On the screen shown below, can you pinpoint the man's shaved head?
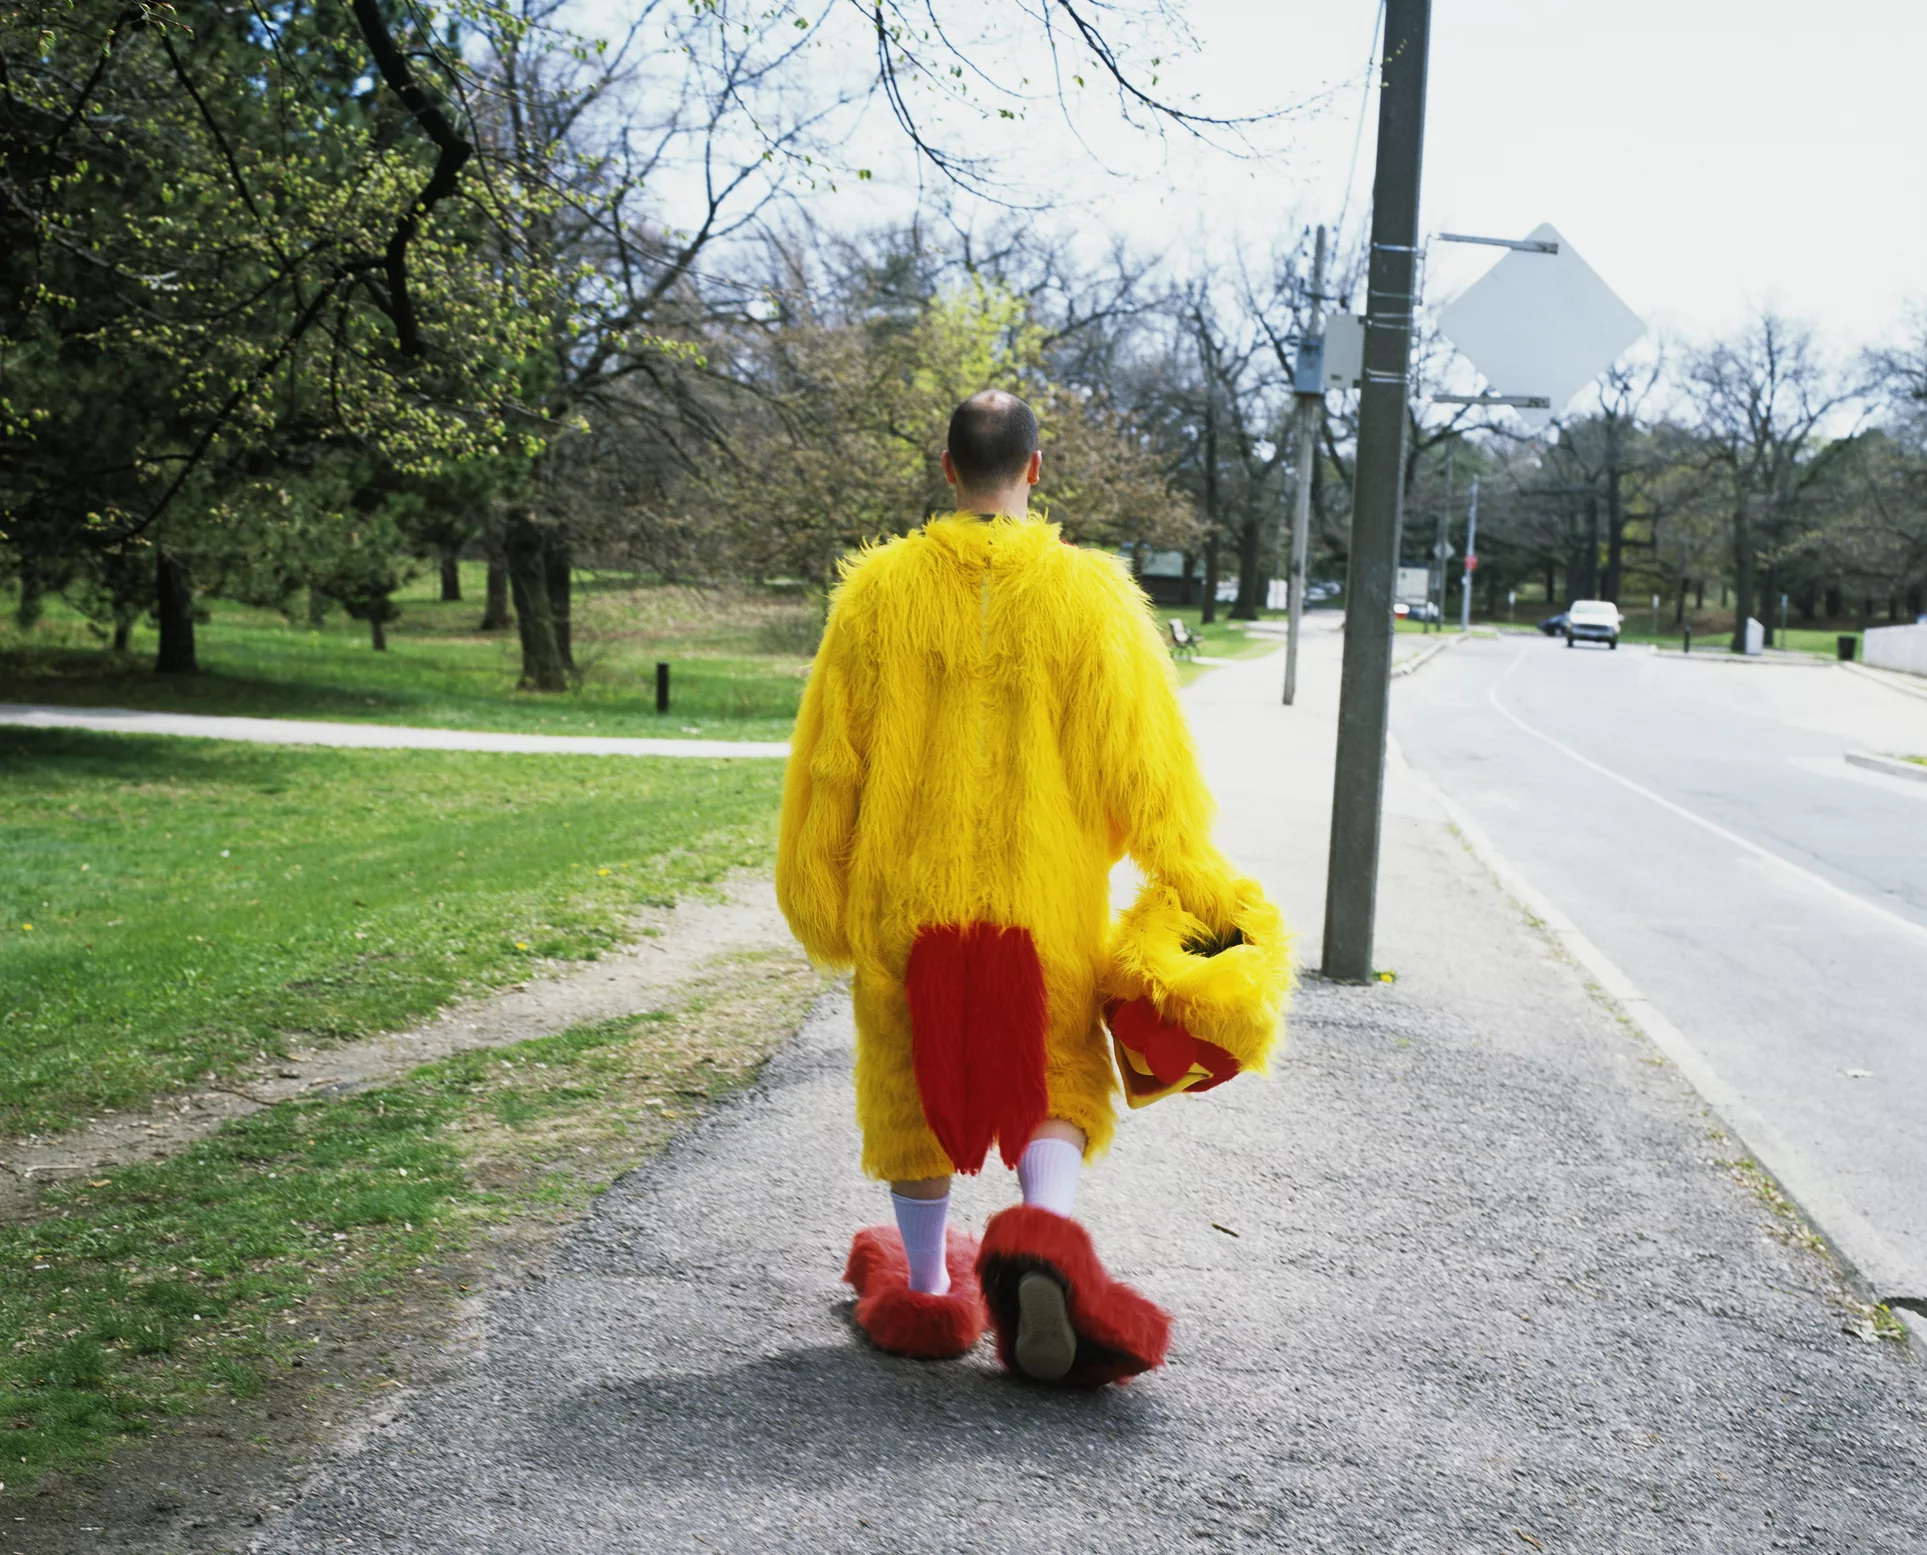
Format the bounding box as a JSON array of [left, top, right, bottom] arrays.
[[945, 391, 1039, 488]]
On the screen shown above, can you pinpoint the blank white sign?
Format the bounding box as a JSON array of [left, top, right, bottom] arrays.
[[1436, 224, 1645, 429]]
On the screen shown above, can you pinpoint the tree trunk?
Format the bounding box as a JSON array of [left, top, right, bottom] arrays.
[[1674, 586, 1685, 626], [1180, 551, 1196, 605], [308, 586, 329, 628], [1730, 500, 1755, 653], [14, 560, 43, 631], [111, 607, 135, 654], [1545, 561, 1557, 606], [544, 540, 574, 670], [1696, 579, 1705, 610], [1583, 492, 1602, 599], [154, 550, 198, 674], [479, 546, 513, 631], [504, 510, 568, 691], [1231, 511, 1263, 620], [439, 549, 462, 603], [370, 613, 388, 651], [1200, 401, 1220, 626], [1603, 461, 1625, 603], [1761, 564, 1777, 648]]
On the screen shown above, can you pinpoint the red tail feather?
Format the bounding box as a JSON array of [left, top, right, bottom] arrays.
[[905, 922, 1049, 1173]]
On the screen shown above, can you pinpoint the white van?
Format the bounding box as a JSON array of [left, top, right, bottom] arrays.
[[1565, 599, 1622, 649]]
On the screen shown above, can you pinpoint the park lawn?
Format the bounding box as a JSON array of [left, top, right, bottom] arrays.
[[0, 727, 785, 1136], [0, 565, 811, 743], [0, 949, 829, 1493]]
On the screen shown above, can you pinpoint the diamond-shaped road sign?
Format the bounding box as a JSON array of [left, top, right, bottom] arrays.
[[1436, 223, 1644, 430]]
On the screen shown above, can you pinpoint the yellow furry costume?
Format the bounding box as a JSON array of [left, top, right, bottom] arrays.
[[777, 512, 1289, 1182]]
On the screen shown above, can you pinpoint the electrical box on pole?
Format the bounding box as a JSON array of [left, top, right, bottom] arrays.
[[1321, 0, 1431, 984]]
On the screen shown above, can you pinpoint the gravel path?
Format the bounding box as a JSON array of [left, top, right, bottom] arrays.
[[0, 703, 789, 758], [248, 638, 1927, 1553]]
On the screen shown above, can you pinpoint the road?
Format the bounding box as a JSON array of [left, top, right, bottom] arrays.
[[1394, 633, 1927, 1305]]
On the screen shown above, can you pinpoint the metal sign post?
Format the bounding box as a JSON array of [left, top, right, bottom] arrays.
[[1321, 0, 1431, 985]]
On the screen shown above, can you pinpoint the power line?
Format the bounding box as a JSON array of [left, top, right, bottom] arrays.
[[1331, 0, 1386, 267]]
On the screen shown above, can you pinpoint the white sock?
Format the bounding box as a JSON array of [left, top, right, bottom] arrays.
[[891, 1192, 951, 1295], [1018, 1137, 1082, 1217]]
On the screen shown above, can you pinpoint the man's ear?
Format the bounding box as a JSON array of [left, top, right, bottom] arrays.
[[940, 449, 959, 485], [1025, 450, 1042, 486]]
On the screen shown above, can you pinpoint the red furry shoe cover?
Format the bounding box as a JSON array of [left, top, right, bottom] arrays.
[[976, 1205, 1173, 1387], [842, 1226, 986, 1359]]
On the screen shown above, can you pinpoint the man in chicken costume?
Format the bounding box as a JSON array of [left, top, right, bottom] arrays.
[[778, 390, 1289, 1387]]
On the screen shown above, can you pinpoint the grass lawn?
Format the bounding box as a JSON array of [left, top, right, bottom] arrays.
[[0, 565, 813, 743], [1617, 624, 1859, 658], [1, 949, 827, 1493], [0, 728, 785, 1136]]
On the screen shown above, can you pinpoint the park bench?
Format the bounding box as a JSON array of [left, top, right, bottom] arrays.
[[1168, 618, 1199, 659]]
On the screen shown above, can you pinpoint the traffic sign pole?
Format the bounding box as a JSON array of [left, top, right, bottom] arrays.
[[1321, 0, 1431, 985], [1459, 476, 1479, 632]]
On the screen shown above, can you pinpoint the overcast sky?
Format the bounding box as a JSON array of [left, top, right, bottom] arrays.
[[1155, 0, 1927, 355]]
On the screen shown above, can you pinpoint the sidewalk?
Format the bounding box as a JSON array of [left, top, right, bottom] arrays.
[[256, 626, 1927, 1552], [0, 703, 790, 758]]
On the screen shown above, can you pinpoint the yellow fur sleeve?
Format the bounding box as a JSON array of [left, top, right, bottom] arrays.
[[775, 585, 866, 967], [1070, 555, 1242, 927], [1069, 554, 1293, 1071]]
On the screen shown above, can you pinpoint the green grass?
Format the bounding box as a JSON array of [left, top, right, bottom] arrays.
[[1619, 624, 1861, 658], [0, 728, 784, 1136], [0, 565, 812, 742], [0, 950, 827, 1491]]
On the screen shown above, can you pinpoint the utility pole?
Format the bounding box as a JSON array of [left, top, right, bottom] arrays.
[[1321, 0, 1431, 984], [1431, 441, 1454, 633], [1283, 225, 1327, 706], [1459, 476, 1479, 632]]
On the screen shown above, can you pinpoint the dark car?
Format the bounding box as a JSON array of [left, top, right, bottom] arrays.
[[1538, 611, 1568, 637]]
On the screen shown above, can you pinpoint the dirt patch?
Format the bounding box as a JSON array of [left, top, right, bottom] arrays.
[[0, 877, 795, 1222]]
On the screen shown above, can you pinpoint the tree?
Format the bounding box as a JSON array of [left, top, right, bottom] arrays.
[[2, 0, 549, 672], [1688, 315, 1860, 650]]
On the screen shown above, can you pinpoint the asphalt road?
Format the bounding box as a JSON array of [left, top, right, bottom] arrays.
[[1394, 634, 1927, 1305]]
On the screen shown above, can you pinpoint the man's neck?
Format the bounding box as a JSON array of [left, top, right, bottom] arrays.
[[949, 488, 1030, 519]]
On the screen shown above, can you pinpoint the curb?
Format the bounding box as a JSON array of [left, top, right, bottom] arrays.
[[1845, 751, 1927, 786], [1840, 660, 1927, 703], [1391, 635, 1461, 679], [1393, 750, 1927, 1341]]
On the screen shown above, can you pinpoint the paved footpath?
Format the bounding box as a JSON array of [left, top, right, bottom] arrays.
[[0, 703, 789, 759], [257, 630, 1927, 1553]]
